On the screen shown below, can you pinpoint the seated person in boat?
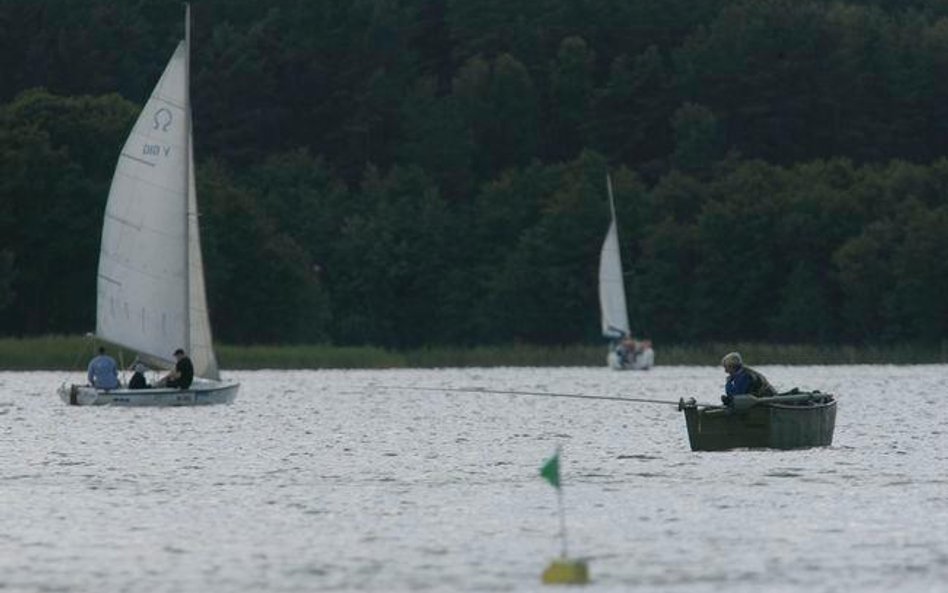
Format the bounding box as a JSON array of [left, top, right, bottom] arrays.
[[721, 352, 776, 399], [619, 336, 654, 365], [157, 348, 194, 389], [87, 346, 120, 390], [128, 362, 149, 390], [617, 336, 636, 364]]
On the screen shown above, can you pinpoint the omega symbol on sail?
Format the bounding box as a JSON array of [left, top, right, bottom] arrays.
[[153, 108, 173, 132]]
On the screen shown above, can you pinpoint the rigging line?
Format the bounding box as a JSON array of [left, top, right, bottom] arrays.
[[377, 385, 708, 407]]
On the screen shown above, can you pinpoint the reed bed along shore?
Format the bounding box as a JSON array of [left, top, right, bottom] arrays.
[[1, 335, 946, 371]]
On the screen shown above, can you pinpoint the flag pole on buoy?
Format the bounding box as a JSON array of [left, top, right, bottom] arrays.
[[540, 446, 589, 585]]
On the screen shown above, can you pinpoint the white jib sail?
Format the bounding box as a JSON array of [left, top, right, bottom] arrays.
[[186, 124, 220, 380]]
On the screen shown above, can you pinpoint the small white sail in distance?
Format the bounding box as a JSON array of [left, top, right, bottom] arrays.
[[598, 173, 630, 339]]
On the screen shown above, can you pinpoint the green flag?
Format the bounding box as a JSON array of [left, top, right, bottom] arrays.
[[540, 451, 560, 489]]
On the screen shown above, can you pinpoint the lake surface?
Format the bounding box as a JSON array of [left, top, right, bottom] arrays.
[[2, 365, 947, 592]]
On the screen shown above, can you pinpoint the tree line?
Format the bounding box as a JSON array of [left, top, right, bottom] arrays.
[[1, 0, 947, 347]]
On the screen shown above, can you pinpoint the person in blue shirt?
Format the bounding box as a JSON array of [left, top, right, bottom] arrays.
[[87, 346, 120, 390], [722, 352, 776, 400]]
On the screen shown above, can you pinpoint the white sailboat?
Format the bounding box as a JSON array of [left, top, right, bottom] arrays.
[[599, 173, 654, 371], [59, 6, 238, 406]]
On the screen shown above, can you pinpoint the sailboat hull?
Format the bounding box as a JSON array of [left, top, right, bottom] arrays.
[[59, 379, 238, 407]]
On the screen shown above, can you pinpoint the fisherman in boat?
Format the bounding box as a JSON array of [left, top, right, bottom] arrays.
[[721, 351, 776, 402], [157, 348, 194, 389], [87, 346, 120, 390], [128, 362, 149, 390]]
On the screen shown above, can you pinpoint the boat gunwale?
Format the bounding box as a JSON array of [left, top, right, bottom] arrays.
[[683, 393, 837, 412], [751, 397, 836, 411]]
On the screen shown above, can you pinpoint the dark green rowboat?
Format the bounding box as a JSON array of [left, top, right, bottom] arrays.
[[678, 392, 837, 451]]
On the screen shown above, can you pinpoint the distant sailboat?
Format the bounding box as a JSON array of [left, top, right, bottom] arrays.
[[59, 5, 238, 406], [599, 174, 654, 370]]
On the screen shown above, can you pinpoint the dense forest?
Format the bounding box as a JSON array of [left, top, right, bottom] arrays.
[[2, 0, 948, 348]]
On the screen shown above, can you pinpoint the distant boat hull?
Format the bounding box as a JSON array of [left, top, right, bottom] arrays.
[[607, 347, 655, 370], [680, 393, 836, 451], [58, 379, 238, 407]]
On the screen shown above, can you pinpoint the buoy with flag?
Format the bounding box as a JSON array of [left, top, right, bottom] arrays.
[[539, 447, 590, 585]]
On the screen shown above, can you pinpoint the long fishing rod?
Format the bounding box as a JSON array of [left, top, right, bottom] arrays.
[[378, 385, 717, 407]]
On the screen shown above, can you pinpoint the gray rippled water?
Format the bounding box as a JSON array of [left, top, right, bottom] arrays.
[[1, 365, 947, 592]]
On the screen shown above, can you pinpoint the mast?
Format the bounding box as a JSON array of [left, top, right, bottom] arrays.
[[182, 3, 192, 351], [606, 173, 618, 236]]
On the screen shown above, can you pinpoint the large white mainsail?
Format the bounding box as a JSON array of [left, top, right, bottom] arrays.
[[598, 174, 630, 339], [97, 41, 190, 369]]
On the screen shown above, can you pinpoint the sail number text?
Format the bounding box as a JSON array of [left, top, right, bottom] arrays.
[[142, 144, 172, 157]]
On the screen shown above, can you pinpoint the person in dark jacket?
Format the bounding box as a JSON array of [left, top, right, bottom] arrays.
[[722, 352, 776, 400], [159, 348, 194, 389], [129, 362, 148, 389]]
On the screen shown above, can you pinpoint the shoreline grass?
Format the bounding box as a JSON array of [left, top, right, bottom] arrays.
[[1, 335, 946, 371]]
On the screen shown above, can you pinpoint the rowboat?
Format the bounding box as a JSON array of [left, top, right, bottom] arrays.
[[678, 392, 837, 451]]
